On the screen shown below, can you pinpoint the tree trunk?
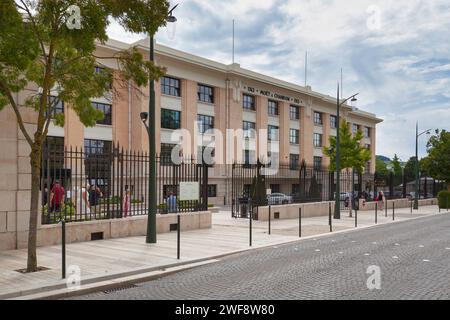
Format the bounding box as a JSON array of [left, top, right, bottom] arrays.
[[27, 144, 41, 273]]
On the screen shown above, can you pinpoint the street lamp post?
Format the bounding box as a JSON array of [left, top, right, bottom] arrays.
[[140, 5, 178, 244], [414, 123, 432, 210], [335, 83, 359, 219]]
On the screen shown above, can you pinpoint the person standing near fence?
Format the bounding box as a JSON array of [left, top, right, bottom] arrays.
[[89, 184, 103, 215], [167, 191, 178, 213], [122, 185, 131, 218], [50, 180, 65, 214], [376, 191, 385, 211]]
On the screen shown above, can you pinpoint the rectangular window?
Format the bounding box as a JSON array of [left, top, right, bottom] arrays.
[[198, 146, 215, 166], [290, 129, 300, 145], [208, 185, 217, 197], [94, 66, 112, 89], [364, 127, 371, 138], [270, 184, 281, 194], [330, 115, 337, 129], [290, 105, 300, 120], [313, 133, 323, 148], [244, 150, 256, 166], [314, 112, 323, 125], [352, 124, 360, 134], [268, 125, 279, 141], [243, 94, 256, 111], [313, 156, 323, 170], [267, 152, 279, 166], [84, 139, 112, 155], [160, 143, 177, 165], [268, 100, 279, 116], [161, 76, 181, 97], [45, 96, 64, 119], [161, 109, 181, 129], [243, 121, 256, 139], [198, 84, 214, 103], [289, 154, 300, 170], [92, 102, 112, 125], [197, 114, 214, 134]]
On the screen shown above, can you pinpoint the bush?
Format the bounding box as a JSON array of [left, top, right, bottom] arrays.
[[438, 190, 450, 209]]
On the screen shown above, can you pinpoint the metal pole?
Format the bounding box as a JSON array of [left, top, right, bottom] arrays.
[[249, 208, 253, 247], [414, 122, 419, 210], [177, 214, 180, 260], [268, 205, 271, 235], [385, 200, 388, 217], [299, 207, 302, 238], [393, 202, 395, 221], [335, 84, 341, 219], [146, 34, 157, 244], [355, 207, 358, 228], [375, 202, 378, 224], [329, 202, 332, 232], [61, 220, 66, 279]]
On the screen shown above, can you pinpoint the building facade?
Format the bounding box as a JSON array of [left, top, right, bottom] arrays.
[[0, 38, 382, 250]]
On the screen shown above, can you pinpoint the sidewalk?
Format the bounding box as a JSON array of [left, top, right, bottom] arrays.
[[0, 205, 444, 299]]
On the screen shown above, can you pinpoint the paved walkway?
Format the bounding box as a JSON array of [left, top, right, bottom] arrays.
[[0, 205, 444, 299]]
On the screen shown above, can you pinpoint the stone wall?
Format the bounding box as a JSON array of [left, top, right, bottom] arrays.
[[0, 211, 211, 251], [256, 201, 335, 221]]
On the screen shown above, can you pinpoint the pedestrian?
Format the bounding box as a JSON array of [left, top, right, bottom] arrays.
[[166, 191, 178, 213], [376, 191, 385, 211], [89, 184, 103, 216], [50, 180, 65, 214], [122, 185, 131, 218]]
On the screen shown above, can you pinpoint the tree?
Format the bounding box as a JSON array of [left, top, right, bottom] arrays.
[[323, 120, 372, 173], [424, 130, 450, 189], [391, 154, 402, 175], [0, 0, 170, 272], [376, 157, 389, 175]]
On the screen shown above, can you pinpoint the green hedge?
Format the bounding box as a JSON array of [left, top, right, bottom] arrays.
[[438, 190, 450, 209]]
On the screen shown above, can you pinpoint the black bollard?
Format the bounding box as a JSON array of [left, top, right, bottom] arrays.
[[177, 215, 181, 260], [393, 202, 395, 221], [355, 208, 358, 228], [329, 202, 332, 233], [299, 207, 302, 238], [269, 205, 271, 235], [385, 201, 388, 218], [375, 202, 378, 224], [61, 219, 66, 279]]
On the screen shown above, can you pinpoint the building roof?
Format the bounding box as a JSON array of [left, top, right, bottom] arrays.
[[97, 38, 383, 124]]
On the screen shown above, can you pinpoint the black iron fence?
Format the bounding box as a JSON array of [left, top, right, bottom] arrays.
[[373, 170, 446, 200], [231, 161, 374, 218], [41, 142, 208, 225], [231, 160, 446, 218]]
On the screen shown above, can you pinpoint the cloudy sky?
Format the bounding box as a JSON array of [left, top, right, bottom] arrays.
[[107, 0, 450, 161]]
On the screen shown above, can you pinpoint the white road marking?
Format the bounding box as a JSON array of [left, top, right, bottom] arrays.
[[395, 243, 400, 246], [446, 248, 450, 250], [351, 241, 356, 243], [364, 253, 371, 256], [423, 259, 430, 262], [315, 249, 321, 252], [419, 245, 425, 248], [372, 242, 377, 245], [339, 252, 344, 254], [393, 256, 399, 259]]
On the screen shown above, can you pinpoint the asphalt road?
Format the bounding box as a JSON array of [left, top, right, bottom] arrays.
[[72, 213, 450, 300]]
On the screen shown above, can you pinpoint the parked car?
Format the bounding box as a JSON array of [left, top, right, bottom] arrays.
[[267, 193, 293, 205]]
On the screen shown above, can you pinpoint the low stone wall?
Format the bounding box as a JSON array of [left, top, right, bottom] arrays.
[[358, 198, 438, 211], [0, 211, 211, 251], [257, 201, 335, 221]]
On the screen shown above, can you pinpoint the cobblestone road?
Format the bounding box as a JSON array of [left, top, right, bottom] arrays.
[[73, 213, 450, 300]]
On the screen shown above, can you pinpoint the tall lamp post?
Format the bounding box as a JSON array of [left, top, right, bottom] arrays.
[[335, 84, 359, 219], [414, 123, 432, 210], [140, 5, 178, 244]]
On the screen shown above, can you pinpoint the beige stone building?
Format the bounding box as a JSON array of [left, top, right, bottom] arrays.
[[0, 38, 382, 250]]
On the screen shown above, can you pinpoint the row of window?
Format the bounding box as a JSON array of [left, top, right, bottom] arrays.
[[161, 76, 215, 104], [46, 96, 112, 126], [314, 111, 371, 138]]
